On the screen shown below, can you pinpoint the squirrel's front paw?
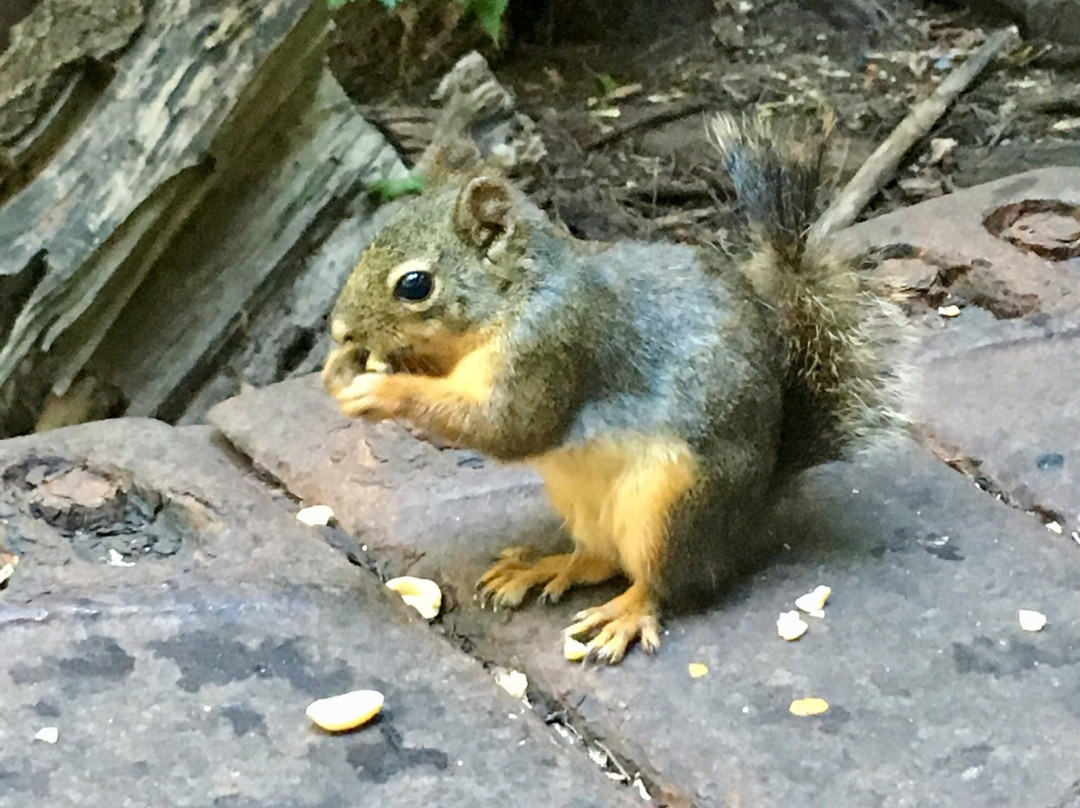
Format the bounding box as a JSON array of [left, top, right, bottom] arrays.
[[321, 344, 364, 399], [334, 372, 401, 421]]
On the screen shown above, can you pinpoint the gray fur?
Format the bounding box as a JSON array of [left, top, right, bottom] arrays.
[[328, 116, 897, 608]]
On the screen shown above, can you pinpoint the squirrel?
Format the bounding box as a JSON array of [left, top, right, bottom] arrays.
[[321, 111, 901, 664]]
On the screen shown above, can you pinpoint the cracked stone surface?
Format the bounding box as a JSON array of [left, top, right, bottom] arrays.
[[834, 167, 1080, 538], [210, 375, 1080, 808], [914, 327, 1080, 534], [839, 167, 1080, 320], [0, 421, 638, 808]]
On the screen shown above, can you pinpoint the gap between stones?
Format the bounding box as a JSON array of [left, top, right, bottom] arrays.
[[217, 436, 690, 808], [919, 433, 1079, 545], [223, 419, 1076, 806]]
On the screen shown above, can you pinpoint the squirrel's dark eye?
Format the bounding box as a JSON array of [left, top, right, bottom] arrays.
[[393, 270, 434, 302]]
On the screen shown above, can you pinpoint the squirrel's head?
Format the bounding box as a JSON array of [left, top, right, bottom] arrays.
[[327, 174, 536, 378]]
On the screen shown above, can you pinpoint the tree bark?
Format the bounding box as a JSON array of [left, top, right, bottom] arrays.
[[0, 0, 407, 436]]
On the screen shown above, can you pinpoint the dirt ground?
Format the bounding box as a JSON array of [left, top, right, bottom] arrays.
[[330, 0, 1080, 245]]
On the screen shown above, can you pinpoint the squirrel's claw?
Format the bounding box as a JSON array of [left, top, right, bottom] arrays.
[[475, 548, 576, 610], [536, 584, 566, 605], [475, 554, 538, 610], [565, 586, 661, 665]]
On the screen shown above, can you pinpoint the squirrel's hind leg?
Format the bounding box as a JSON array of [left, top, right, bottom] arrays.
[[546, 436, 700, 664]]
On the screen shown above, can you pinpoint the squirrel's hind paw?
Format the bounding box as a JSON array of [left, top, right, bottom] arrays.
[[476, 548, 561, 609], [565, 584, 661, 665], [476, 549, 620, 610]]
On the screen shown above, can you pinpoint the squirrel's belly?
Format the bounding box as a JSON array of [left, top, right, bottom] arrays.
[[528, 435, 699, 563]]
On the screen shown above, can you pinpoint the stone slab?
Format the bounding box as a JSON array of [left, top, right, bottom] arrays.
[[208, 375, 559, 586], [210, 375, 1080, 807], [914, 327, 1080, 533], [834, 166, 1080, 537], [839, 167, 1080, 320], [487, 447, 1080, 808], [0, 419, 358, 597], [0, 420, 638, 808]]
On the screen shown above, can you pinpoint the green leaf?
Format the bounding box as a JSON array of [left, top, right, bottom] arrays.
[[460, 0, 509, 43], [365, 172, 426, 204], [595, 73, 619, 97]]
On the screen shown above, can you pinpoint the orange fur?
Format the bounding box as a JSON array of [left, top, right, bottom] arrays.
[[477, 549, 618, 607], [333, 330, 502, 440], [480, 434, 699, 662], [531, 436, 698, 590], [399, 325, 497, 378]]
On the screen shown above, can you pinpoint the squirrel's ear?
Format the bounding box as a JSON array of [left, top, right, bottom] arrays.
[[453, 176, 516, 249], [422, 140, 484, 185]]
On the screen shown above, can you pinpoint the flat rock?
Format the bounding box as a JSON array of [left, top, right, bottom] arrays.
[[487, 448, 1080, 807], [835, 168, 1080, 536], [209, 375, 557, 585], [0, 420, 638, 808], [210, 375, 1080, 807], [0, 419, 356, 595], [839, 167, 1080, 321], [915, 327, 1080, 533]]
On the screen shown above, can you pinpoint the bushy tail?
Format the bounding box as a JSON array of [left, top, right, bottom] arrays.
[[710, 111, 904, 469]]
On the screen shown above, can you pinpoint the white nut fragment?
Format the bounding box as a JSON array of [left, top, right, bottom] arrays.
[[34, 727, 59, 744], [306, 690, 384, 732], [364, 352, 391, 374], [795, 585, 832, 618], [330, 318, 350, 344], [385, 576, 442, 620], [494, 668, 528, 699], [0, 555, 18, 586], [777, 610, 809, 641], [937, 304, 962, 318], [1018, 609, 1047, 632], [563, 636, 588, 662], [107, 548, 135, 567], [296, 505, 334, 527]]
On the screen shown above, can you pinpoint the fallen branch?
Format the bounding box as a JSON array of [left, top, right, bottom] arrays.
[[626, 179, 714, 205], [585, 99, 708, 150], [812, 25, 1020, 239]]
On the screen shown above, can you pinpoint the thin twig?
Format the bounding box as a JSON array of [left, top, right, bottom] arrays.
[[585, 99, 708, 150], [812, 25, 1020, 239]]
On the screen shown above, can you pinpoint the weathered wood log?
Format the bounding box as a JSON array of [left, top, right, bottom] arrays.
[[82, 69, 405, 424], [0, 0, 143, 177], [177, 196, 406, 425], [0, 0, 407, 436]]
